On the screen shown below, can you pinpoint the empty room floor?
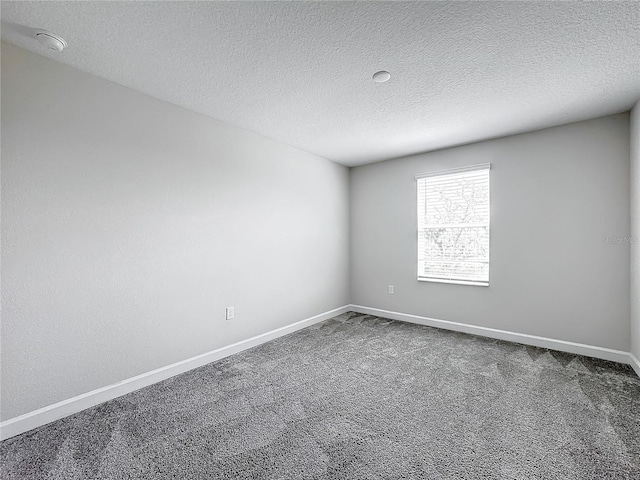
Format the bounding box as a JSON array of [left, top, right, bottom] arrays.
[[1, 312, 639, 479]]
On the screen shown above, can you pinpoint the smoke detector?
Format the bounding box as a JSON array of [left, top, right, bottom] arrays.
[[372, 71, 391, 83], [36, 32, 67, 52]]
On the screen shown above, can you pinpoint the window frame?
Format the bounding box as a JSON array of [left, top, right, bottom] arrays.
[[415, 163, 491, 287]]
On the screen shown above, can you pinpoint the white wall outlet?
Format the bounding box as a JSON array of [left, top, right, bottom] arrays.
[[225, 306, 235, 321], [388, 285, 394, 295]]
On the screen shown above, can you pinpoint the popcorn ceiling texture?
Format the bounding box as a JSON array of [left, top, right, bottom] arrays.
[[632, 103, 640, 363], [1, 1, 639, 166], [1, 313, 639, 479]]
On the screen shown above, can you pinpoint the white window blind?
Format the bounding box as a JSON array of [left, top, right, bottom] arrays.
[[416, 164, 490, 286]]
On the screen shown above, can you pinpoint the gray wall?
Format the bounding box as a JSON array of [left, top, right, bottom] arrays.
[[350, 115, 631, 351], [0, 43, 350, 420], [632, 103, 640, 361]]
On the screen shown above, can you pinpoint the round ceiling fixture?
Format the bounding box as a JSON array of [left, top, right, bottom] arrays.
[[36, 32, 67, 52], [372, 71, 391, 83]]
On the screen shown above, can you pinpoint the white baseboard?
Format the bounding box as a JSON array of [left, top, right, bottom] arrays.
[[630, 353, 640, 378], [349, 305, 631, 365], [3, 304, 635, 441], [0, 305, 350, 441]]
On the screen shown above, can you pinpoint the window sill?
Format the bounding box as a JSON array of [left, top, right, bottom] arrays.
[[418, 277, 489, 287]]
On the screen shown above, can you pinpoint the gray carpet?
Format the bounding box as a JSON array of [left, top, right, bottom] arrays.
[[1, 312, 639, 479]]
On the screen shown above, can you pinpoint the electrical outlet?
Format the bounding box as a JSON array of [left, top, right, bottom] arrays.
[[388, 285, 394, 295], [225, 306, 235, 321]]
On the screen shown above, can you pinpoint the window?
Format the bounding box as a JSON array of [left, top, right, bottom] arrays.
[[416, 163, 490, 286]]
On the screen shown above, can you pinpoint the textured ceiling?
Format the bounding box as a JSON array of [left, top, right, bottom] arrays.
[[2, 1, 640, 166]]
